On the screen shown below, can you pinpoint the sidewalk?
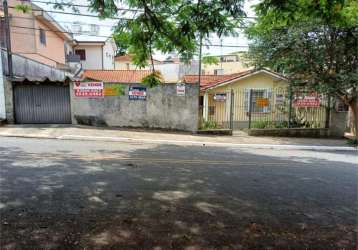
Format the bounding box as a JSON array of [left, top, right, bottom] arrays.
[[0, 124, 355, 150]]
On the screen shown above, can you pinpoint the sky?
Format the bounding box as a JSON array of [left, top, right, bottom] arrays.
[[35, 0, 259, 59]]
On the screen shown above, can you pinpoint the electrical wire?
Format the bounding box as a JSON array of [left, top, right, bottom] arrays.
[[31, 0, 143, 12], [8, 6, 132, 20], [30, 0, 258, 19], [10, 25, 250, 47]]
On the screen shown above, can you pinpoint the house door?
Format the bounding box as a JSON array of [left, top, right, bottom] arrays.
[[14, 83, 71, 124]]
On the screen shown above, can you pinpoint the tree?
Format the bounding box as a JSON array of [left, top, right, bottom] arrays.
[[246, 0, 358, 139], [90, 0, 246, 86], [16, 0, 245, 86], [202, 55, 220, 65]]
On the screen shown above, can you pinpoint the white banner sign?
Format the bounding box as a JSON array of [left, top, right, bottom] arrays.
[[74, 81, 104, 97], [176, 83, 186, 96]]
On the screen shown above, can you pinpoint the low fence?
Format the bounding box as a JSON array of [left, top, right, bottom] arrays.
[[203, 87, 330, 130]]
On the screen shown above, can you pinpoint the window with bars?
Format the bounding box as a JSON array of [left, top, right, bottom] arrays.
[[336, 99, 349, 112], [245, 88, 272, 113], [75, 49, 86, 61], [209, 106, 215, 116]]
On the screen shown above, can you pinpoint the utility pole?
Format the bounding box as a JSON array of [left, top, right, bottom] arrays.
[[198, 34, 203, 90], [3, 0, 13, 78], [198, 33, 203, 126]]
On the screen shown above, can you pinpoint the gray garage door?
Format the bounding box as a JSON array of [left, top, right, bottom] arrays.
[[14, 84, 71, 124]]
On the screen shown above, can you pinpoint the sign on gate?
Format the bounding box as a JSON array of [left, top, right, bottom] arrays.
[[294, 93, 320, 107], [275, 94, 285, 105], [74, 81, 104, 97], [176, 83, 186, 96], [214, 93, 227, 102], [129, 86, 147, 100], [256, 98, 269, 107]]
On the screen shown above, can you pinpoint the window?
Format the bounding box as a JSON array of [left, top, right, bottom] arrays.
[[75, 49, 86, 60], [336, 99, 349, 112], [209, 106, 215, 116], [214, 69, 224, 75], [39, 29, 46, 45], [245, 89, 272, 113]]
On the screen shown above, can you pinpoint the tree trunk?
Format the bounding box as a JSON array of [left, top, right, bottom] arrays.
[[349, 97, 358, 141]]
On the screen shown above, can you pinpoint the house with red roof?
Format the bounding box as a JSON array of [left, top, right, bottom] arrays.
[[184, 69, 288, 129], [81, 69, 152, 83]]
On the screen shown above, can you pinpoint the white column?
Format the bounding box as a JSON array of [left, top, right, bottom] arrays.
[[0, 54, 6, 120], [203, 92, 209, 121]]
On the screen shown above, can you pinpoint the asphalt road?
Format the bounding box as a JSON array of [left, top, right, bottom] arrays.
[[0, 137, 357, 250]]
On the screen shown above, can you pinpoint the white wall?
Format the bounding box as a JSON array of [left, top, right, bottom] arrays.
[[155, 62, 199, 83], [75, 40, 115, 70], [156, 63, 180, 82], [0, 54, 6, 120], [102, 39, 115, 70], [75, 45, 103, 70]]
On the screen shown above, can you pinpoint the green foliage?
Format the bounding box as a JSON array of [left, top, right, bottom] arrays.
[[251, 120, 288, 129], [112, 84, 126, 96], [347, 138, 358, 146], [14, 4, 32, 13], [141, 71, 163, 88], [201, 120, 219, 130], [202, 55, 219, 65], [246, 0, 358, 101], [87, 0, 245, 67]]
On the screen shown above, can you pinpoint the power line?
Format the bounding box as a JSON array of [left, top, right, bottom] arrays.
[[31, 0, 143, 12], [8, 6, 132, 20], [10, 25, 251, 47], [12, 2, 257, 19], [10, 25, 111, 38], [11, 15, 249, 30], [12, 16, 118, 28]]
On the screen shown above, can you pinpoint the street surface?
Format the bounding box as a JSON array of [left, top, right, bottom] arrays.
[[0, 137, 357, 249]]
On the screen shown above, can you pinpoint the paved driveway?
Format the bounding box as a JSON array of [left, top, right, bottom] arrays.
[[0, 137, 357, 250]]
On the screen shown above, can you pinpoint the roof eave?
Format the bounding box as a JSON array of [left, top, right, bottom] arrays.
[[203, 69, 287, 91]]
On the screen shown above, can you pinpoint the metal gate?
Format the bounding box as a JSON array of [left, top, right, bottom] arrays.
[[202, 87, 330, 130], [14, 84, 71, 124]]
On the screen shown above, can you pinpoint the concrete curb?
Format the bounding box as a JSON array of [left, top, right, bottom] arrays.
[[0, 133, 356, 151]]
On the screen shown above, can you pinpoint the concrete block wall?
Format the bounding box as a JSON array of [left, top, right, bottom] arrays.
[[71, 83, 199, 132]]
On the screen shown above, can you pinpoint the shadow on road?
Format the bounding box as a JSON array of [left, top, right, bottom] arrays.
[[0, 142, 357, 250]]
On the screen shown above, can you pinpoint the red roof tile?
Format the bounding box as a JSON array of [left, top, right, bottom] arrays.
[[184, 69, 254, 90], [81, 70, 152, 83]]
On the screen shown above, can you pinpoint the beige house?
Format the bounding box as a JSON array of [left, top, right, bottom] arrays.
[[202, 53, 252, 75], [185, 69, 290, 129], [114, 54, 162, 70], [0, 0, 75, 68]]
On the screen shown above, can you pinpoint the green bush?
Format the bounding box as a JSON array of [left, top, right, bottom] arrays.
[[251, 120, 270, 129], [347, 138, 358, 146], [251, 120, 289, 129], [201, 120, 219, 130]]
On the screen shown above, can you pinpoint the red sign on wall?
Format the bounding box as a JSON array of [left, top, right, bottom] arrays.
[[74, 81, 104, 97], [294, 93, 321, 107]]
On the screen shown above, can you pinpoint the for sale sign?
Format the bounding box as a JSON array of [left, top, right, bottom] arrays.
[[294, 93, 320, 107], [256, 98, 269, 107], [176, 83, 186, 96], [129, 86, 147, 100], [214, 93, 227, 102], [74, 81, 104, 97]]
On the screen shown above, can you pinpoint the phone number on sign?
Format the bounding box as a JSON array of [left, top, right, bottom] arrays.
[[75, 90, 104, 97]]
